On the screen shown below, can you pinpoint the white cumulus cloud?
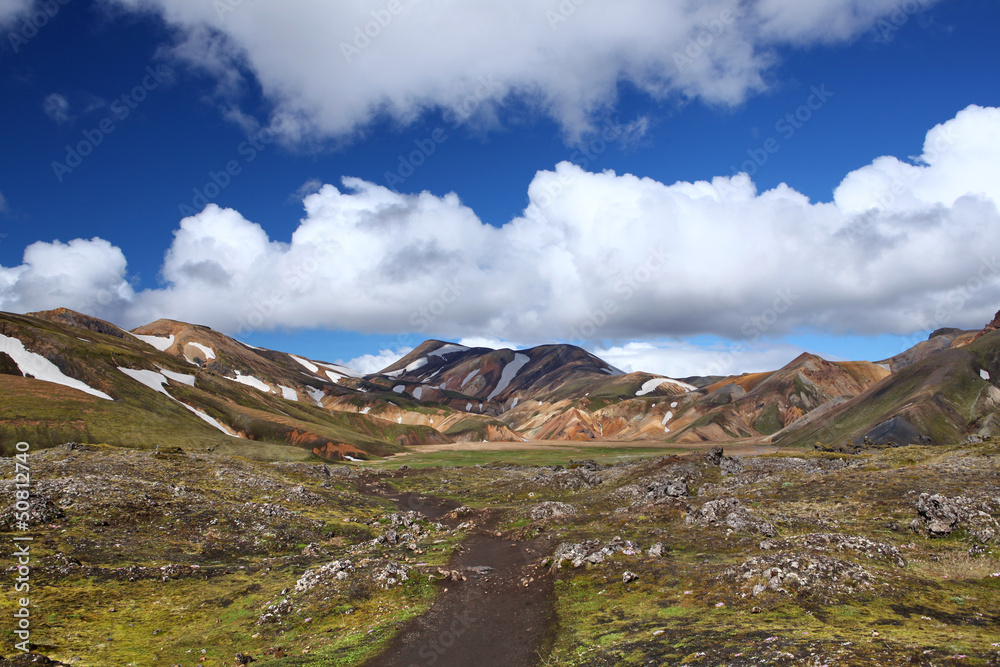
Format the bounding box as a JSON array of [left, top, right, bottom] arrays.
[[0, 237, 135, 320], [101, 0, 941, 144], [2, 105, 999, 349], [340, 347, 412, 375]]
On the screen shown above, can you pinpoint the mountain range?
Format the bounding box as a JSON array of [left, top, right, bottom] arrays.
[[1, 307, 998, 460]]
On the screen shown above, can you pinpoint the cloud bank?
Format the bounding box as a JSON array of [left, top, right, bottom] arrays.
[[98, 0, 941, 143], [2, 106, 999, 352]]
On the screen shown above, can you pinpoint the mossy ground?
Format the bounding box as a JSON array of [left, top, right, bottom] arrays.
[[2, 441, 999, 665]]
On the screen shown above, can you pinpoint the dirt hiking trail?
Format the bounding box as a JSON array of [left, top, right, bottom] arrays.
[[359, 483, 555, 667]]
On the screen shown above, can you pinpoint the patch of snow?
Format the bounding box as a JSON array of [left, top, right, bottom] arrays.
[[306, 387, 326, 407], [0, 334, 113, 400], [671, 402, 678, 408], [393, 385, 406, 394], [462, 369, 480, 386], [981, 369, 991, 381], [413, 387, 423, 400], [405, 357, 428, 372], [134, 334, 175, 351], [661, 411, 674, 426], [316, 361, 360, 378], [879, 363, 892, 372], [360, 406, 371, 414], [158, 367, 196, 387], [384, 369, 404, 378], [278, 385, 298, 401], [118, 367, 171, 397], [429, 344, 468, 358], [228, 371, 270, 393], [325, 369, 345, 383], [189, 342, 216, 361], [77, 337, 90, 342], [290, 355, 319, 373], [466, 402, 473, 411], [397, 417, 402, 424], [429, 418, 434, 424], [487, 353, 530, 401], [344, 455, 363, 462], [511, 397, 519, 409], [241, 342, 263, 350], [636, 377, 697, 396], [664, 427, 671, 434], [178, 402, 238, 437]]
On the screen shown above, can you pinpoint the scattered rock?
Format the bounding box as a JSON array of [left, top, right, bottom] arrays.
[[647, 542, 665, 558], [917, 493, 963, 536], [723, 554, 879, 602], [234, 653, 255, 666], [686, 497, 776, 537], [529, 501, 577, 521], [646, 478, 689, 502], [295, 560, 354, 593], [622, 570, 639, 583], [553, 537, 641, 568], [760, 533, 907, 568]]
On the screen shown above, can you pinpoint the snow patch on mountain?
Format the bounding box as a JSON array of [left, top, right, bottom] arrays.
[[487, 353, 530, 400], [118, 367, 171, 397], [306, 386, 325, 407], [228, 371, 270, 393], [278, 385, 298, 401], [178, 402, 237, 436], [429, 344, 468, 358], [291, 355, 319, 373], [134, 333, 174, 351], [636, 377, 696, 396], [405, 357, 429, 372], [158, 367, 196, 387], [0, 333, 113, 400], [462, 369, 480, 387], [317, 361, 360, 378], [189, 342, 216, 360]]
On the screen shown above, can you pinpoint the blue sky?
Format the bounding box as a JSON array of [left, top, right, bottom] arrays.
[[1, 0, 999, 376]]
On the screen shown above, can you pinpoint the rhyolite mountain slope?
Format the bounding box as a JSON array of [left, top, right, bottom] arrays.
[[3, 307, 1000, 456], [0, 309, 445, 460]]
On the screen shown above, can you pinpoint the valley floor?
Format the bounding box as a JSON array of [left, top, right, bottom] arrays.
[[1, 440, 999, 666]]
